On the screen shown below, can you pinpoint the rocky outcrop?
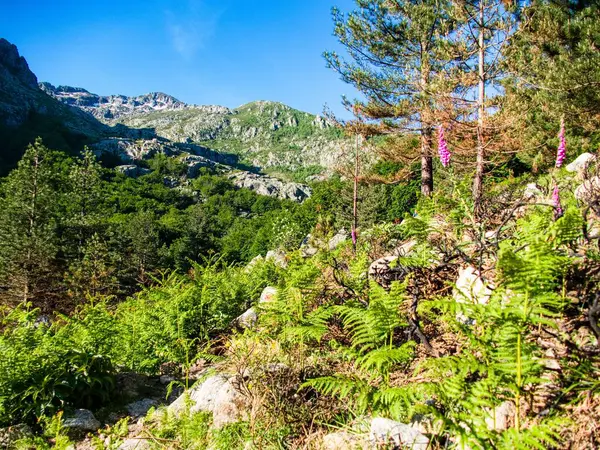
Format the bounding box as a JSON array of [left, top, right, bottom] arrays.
[[228, 172, 312, 202], [116, 165, 151, 177], [40, 83, 192, 120], [0, 39, 105, 135], [0, 424, 33, 448], [0, 39, 37, 89]]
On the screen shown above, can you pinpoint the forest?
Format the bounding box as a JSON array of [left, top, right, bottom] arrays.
[[1, 0, 600, 449]]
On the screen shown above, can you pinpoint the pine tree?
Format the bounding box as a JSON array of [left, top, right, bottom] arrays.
[[325, 0, 457, 196], [0, 138, 62, 307], [504, 0, 600, 166], [453, 0, 518, 216], [65, 147, 103, 258]]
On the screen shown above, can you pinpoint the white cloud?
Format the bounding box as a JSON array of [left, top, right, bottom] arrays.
[[165, 0, 222, 60]]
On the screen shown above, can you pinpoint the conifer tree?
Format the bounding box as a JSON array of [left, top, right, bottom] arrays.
[[504, 0, 600, 164], [0, 138, 61, 307], [64, 147, 104, 259], [453, 0, 518, 216], [325, 0, 456, 196]]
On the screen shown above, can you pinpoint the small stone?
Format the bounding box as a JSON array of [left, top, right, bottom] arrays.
[[62, 409, 101, 432], [328, 229, 349, 251], [575, 176, 600, 204], [265, 250, 287, 268], [369, 417, 429, 450], [259, 286, 278, 304], [322, 431, 368, 450], [118, 437, 151, 450], [160, 374, 175, 385], [126, 398, 157, 419], [523, 183, 543, 200], [0, 424, 33, 448], [484, 401, 516, 431], [234, 307, 258, 329]]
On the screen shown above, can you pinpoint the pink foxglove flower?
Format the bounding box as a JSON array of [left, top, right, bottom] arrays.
[[351, 229, 357, 246], [552, 185, 563, 218], [438, 126, 451, 167], [556, 119, 566, 168]]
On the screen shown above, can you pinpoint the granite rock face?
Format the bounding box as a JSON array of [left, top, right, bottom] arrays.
[[228, 172, 312, 202]]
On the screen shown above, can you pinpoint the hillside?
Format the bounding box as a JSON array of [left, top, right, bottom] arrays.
[[41, 85, 348, 174]]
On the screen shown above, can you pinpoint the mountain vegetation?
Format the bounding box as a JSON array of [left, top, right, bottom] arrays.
[[1, 0, 600, 449]]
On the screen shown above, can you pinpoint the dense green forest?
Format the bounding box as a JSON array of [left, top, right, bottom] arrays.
[[1, 0, 600, 449]]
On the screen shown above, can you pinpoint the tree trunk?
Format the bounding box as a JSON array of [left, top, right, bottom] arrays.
[[352, 134, 359, 251], [473, 0, 486, 218], [421, 127, 434, 196]]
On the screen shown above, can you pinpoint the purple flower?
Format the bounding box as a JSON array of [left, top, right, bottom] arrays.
[[552, 185, 563, 218], [438, 126, 451, 167], [351, 229, 357, 246], [556, 119, 566, 168]]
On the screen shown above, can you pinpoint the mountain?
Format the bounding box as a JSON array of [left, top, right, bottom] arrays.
[[0, 38, 349, 180], [0, 38, 108, 172], [42, 83, 348, 173]]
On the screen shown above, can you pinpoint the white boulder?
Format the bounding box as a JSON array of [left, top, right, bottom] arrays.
[[566, 152, 596, 175], [369, 417, 429, 450]]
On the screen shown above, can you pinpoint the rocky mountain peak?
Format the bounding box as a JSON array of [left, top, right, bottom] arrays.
[[0, 38, 38, 89]]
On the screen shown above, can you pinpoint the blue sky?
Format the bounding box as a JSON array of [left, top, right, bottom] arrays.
[[0, 0, 359, 118]]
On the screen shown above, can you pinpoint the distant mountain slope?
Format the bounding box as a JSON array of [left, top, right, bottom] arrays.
[[43, 84, 349, 172], [0, 37, 349, 176], [0, 38, 108, 172]]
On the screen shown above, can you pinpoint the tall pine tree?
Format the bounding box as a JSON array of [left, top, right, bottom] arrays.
[[0, 138, 62, 308], [325, 0, 457, 196]]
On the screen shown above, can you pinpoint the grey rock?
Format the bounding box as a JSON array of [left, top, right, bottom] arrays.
[[523, 183, 543, 200], [566, 152, 596, 174], [159, 374, 175, 385], [259, 286, 278, 304], [0, 424, 33, 448], [300, 234, 319, 257], [575, 176, 600, 204], [234, 307, 258, 329], [228, 172, 312, 202], [126, 398, 157, 419], [62, 409, 100, 432], [368, 255, 399, 287], [328, 229, 349, 251], [115, 165, 151, 178], [484, 401, 515, 431], [266, 249, 287, 268], [168, 374, 248, 428], [118, 438, 151, 450], [369, 417, 429, 450]]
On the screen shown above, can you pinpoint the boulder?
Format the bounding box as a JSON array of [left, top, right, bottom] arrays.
[[393, 239, 417, 257], [523, 183, 543, 201], [328, 229, 349, 251], [265, 249, 287, 268], [115, 165, 151, 178], [126, 398, 157, 419], [369, 417, 429, 450], [227, 172, 312, 202], [300, 234, 319, 257], [234, 307, 258, 329], [0, 424, 33, 448], [453, 266, 493, 305], [62, 409, 100, 432], [484, 401, 516, 431], [260, 286, 278, 304], [168, 374, 248, 429], [575, 176, 600, 205], [566, 152, 596, 175], [368, 255, 399, 288]]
